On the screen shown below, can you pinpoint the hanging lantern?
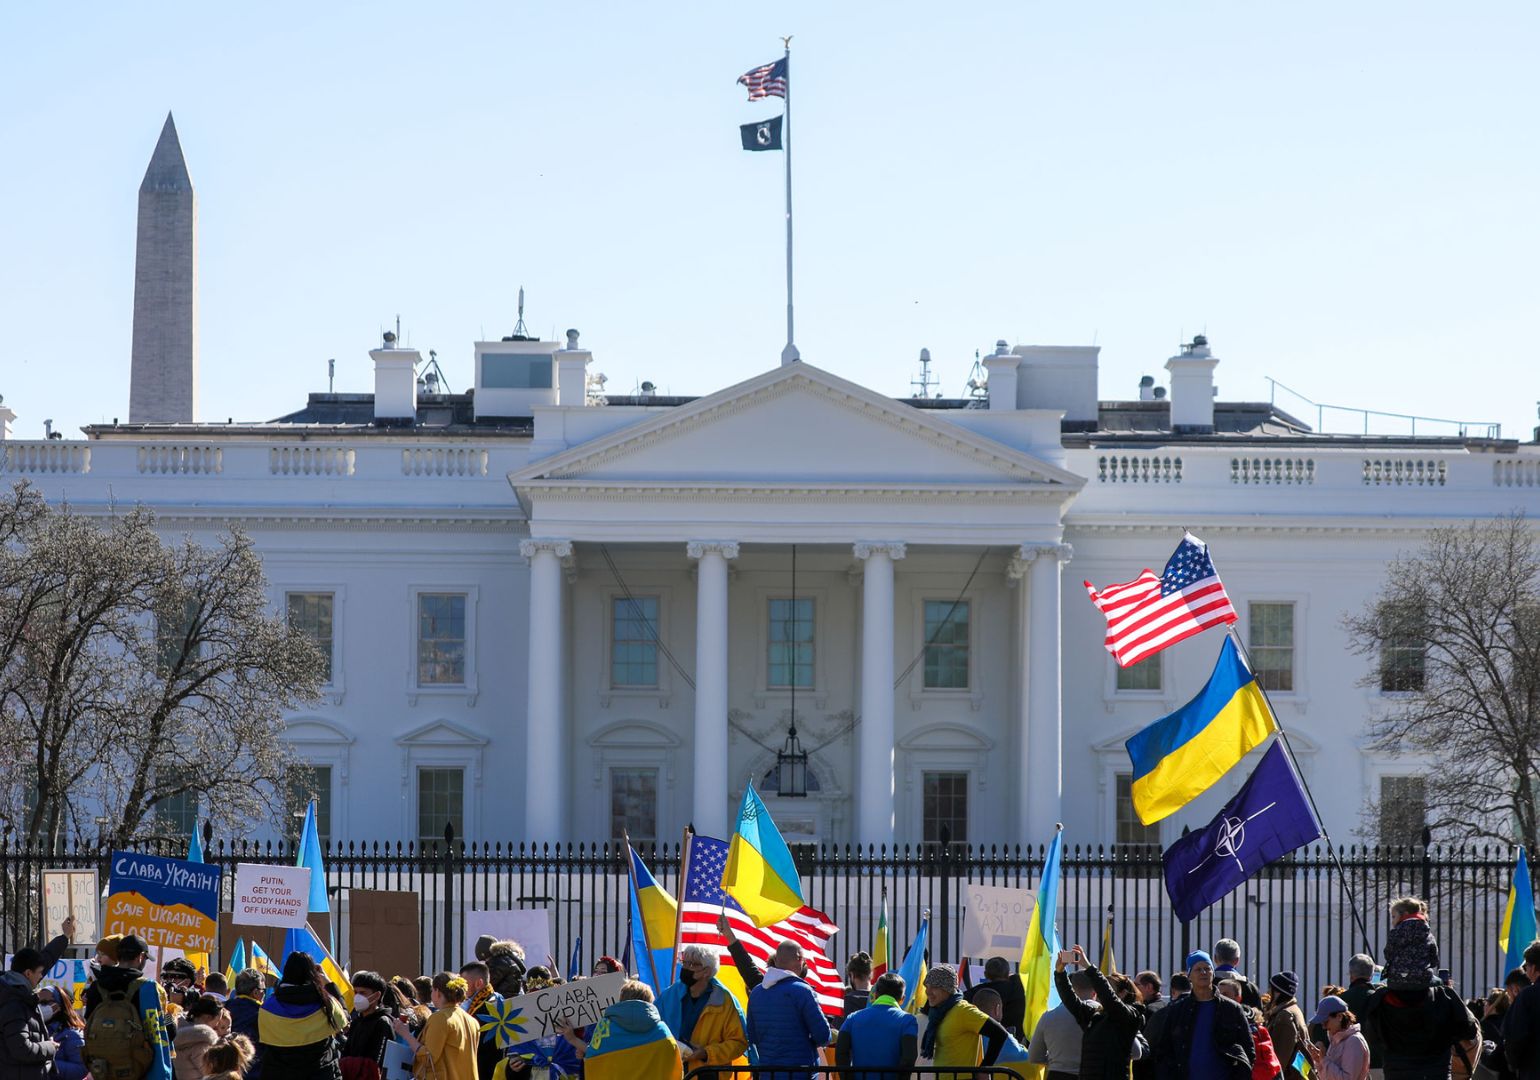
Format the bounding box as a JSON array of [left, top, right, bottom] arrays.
[[777, 722, 809, 798]]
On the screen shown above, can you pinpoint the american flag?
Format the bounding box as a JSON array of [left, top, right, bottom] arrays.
[[679, 833, 844, 1017], [1085, 533, 1238, 667], [737, 57, 788, 100]]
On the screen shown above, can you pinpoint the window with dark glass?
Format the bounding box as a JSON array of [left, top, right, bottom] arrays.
[[768, 598, 815, 689], [611, 596, 660, 688], [287, 593, 335, 683], [923, 600, 970, 690], [609, 768, 659, 842], [288, 765, 333, 848], [1379, 603, 1426, 692], [417, 767, 464, 845], [922, 771, 968, 845], [417, 593, 466, 685], [1115, 653, 1161, 692], [1249, 602, 1295, 692], [1379, 775, 1428, 847]]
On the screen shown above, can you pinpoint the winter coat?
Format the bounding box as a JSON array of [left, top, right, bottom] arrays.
[[173, 1021, 219, 1080], [1505, 984, 1540, 1080], [657, 978, 751, 1069], [411, 1006, 477, 1080], [1485, 1009, 1520, 1080], [47, 1022, 87, 1080], [1384, 917, 1440, 991], [745, 968, 831, 1075], [1056, 966, 1144, 1080], [259, 982, 348, 1080], [1341, 979, 1385, 1070], [1363, 985, 1480, 1080], [1151, 993, 1254, 1080], [1265, 997, 1311, 1080], [229, 995, 265, 1079], [0, 935, 69, 1080], [1316, 1024, 1371, 1080], [340, 1009, 395, 1071], [1251, 1019, 1281, 1080]]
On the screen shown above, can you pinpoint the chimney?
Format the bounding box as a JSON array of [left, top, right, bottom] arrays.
[[1139, 375, 1156, 401], [370, 331, 421, 424], [1165, 335, 1218, 434], [982, 340, 1019, 411], [0, 399, 14, 440], [556, 329, 591, 406]]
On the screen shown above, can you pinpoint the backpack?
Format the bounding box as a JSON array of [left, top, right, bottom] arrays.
[[85, 979, 156, 1080]]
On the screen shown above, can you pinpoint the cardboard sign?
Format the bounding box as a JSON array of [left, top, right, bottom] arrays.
[[105, 850, 221, 953], [464, 908, 552, 969], [960, 883, 1036, 957], [42, 869, 100, 942], [499, 970, 627, 1047], [232, 863, 312, 928]]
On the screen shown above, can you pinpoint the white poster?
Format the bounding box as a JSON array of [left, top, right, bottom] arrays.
[[232, 863, 313, 928], [381, 1037, 414, 1080], [42, 870, 100, 943], [496, 971, 627, 1047], [960, 884, 1036, 958], [464, 908, 553, 969]]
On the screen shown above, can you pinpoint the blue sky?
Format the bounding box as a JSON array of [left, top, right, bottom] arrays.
[[2, 3, 1535, 439]]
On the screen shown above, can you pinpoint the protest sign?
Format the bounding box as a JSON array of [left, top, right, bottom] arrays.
[[464, 908, 552, 968], [105, 850, 221, 953], [491, 970, 627, 1049], [42, 869, 100, 942], [960, 883, 1035, 957], [381, 1038, 414, 1080], [233, 863, 312, 928]]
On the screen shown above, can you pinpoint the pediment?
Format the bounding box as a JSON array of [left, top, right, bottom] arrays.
[[898, 723, 996, 752], [395, 718, 489, 747], [513, 363, 1081, 490], [591, 720, 682, 749], [284, 716, 355, 745]]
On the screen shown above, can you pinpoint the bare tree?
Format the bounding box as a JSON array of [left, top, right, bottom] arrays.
[[0, 481, 326, 848], [1345, 514, 1540, 852]]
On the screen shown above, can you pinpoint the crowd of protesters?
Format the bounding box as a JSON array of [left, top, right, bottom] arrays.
[[8, 896, 1540, 1080]]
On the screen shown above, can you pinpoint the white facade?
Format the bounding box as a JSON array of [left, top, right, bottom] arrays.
[[5, 338, 1539, 849]]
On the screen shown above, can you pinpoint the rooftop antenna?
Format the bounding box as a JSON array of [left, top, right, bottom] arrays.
[[512, 287, 530, 339], [911, 347, 938, 399], [327, 358, 335, 394], [395, 315, 402, 345], [416, 348, 452, 395], [964, 348, 989, 405]]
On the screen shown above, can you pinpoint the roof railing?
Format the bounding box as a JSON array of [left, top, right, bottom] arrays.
[[1266, 377, 1501, 439]]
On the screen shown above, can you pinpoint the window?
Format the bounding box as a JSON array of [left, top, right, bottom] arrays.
[[1379, 775, 1428, 847], [922, 771, 968, 845], [923, 600, 971, 690], [768, 598, 815, 689], [156, 599, 199, 674], [609, 768, 659, 842], [417, 593, 466, 686], [417, 767, 464, 846], [1379, 603, 1426, 693], [288, 765, 333, 849], [611, 596, 660, 688], [1248, 602, 1295, 692], [155, 788, 198, 841], [287, 593, 335, 683], [1115, 773, 1160, 845], [1115, 653, 1162, 692], [480, 354, 553, 389]]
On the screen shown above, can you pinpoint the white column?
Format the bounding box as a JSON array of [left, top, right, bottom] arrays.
[[687, 541, 739, 838], [855, 541, 906, 847], [521, 539, 571, 841], [1013, 542, 1072, 839]]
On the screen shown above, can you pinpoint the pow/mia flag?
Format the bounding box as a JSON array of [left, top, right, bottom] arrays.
[[740, 115, 783, 151]]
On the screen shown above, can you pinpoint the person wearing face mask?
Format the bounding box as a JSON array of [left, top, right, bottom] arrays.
[[340, 972, 399, 1080], [0, 915, 75, 1080], [656, 945, 750, 1073], [36, 987, 86, 1080]]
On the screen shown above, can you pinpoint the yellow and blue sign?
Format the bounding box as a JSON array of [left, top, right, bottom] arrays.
[[1124, 638, 1277, 825], [105, 851, 221, 953]]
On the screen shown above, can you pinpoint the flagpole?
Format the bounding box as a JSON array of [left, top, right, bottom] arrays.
[[1226, 627, 1374, 955], [780, 35, 797, 364], [670, 826, 693, 984]]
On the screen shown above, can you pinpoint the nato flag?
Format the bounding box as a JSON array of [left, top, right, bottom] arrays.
[[740, 115, 783, 151], [1162, 739, 1322, 923]]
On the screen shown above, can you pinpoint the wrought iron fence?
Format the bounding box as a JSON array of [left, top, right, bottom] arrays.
[[0, 833, 1516, 1003]]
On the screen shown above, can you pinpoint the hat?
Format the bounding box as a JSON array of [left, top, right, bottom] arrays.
[[1271, 970, 1300, 998], [95, 934, 123, 964], [162, 956, 197, 980], [1185, 950, 1213, 971], [116, 934, 148, 961], [1311, 994, 1349, 1025]]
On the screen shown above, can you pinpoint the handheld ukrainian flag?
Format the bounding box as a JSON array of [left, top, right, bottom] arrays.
[[1124, 637, 1277, 825], [1503, 847, 1538, 978], [567, 935, 583, 982], [184, 819, 210, 973], [1020, 825, 1064, 1040], [295, 801, 332, 951], [1293, 1051, 1313, 1079], [223, 939, 247, 988], [626, 844, 678, 996], [249, 941, 279, 982], [722, 781, 804, 928], [872, 890, 890, 978], [897, 911, 930, 1014], [283, 923, 353, 1008]]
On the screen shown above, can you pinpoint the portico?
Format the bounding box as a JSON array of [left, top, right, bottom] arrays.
[[510, 362, 1082, 846]]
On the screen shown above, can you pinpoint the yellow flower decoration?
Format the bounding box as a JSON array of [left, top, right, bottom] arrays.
[[445, 976, 469, 995]]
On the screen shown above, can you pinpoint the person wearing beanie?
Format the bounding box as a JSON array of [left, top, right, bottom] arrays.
[[93, 936, 122, 968], [1151, 950, 1254, 1080], [1266, 971, 1312, 1080], [258, 952, 348, 1080]]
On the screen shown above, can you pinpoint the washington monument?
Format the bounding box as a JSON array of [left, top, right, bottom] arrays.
[[129, 113, 197, 423]]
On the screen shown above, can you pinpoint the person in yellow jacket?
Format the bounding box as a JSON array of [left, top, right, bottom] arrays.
[[390, 974, 481, 1080], [656, 946, 751, 1075]]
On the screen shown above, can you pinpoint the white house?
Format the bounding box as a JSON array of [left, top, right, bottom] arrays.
[[5, 328, 1538, 850]]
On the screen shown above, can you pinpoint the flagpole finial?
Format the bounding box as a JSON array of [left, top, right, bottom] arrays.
[[781, 34, 793, 49], [1055, 822, 1064, 831]]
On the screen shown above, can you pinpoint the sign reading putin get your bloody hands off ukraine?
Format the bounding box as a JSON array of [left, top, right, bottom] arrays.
[[105, 851, 222, 953]]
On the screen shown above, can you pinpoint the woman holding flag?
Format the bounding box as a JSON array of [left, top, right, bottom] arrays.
[[258, 952, 348, 1080]]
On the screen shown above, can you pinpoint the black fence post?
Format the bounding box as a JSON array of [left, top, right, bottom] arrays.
[[1421, 827, 1432, 902], [443, 823, 456, 970]]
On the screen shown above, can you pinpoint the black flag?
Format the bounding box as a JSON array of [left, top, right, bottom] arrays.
[[740, 115, 783, 151]]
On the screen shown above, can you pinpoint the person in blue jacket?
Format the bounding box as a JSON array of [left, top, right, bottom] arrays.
[[37, 986, 86, 1080], [746, 941, 832, 1080]]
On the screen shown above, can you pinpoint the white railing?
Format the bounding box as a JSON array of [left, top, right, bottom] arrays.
[[1494, 460, 1540, 488], [1, 441, 91, 474], [1362, 458, 1446, 487], [401, 447, 490, 477], [137, 444, 223, 475], [269, 446, 355, 476], [1231, 457, 1314, 485], [1096, 454, 1182, 483]]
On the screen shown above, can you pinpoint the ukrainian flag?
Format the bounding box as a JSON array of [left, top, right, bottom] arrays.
[[584, 1002, 683, 1080], [722, 782, 804, 928], [224, 939, 246, 988], [1124, 637, 1277, 825], [897, 913, 929, 1014], [1020, 825, 1063, 1042], [249, 941, 279, 981], [295, 802, 333, 953], [1502, 847, 1538, 977], [627, 845, 677, 996], [282, 924, 354, 1009]]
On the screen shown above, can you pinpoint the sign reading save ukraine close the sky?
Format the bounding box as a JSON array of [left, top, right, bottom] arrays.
[[105, 851, 222, 953]]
